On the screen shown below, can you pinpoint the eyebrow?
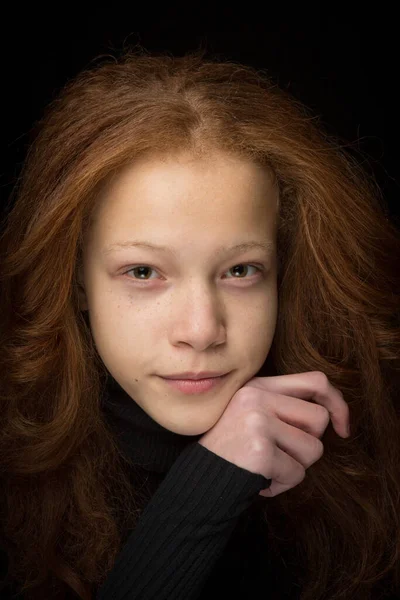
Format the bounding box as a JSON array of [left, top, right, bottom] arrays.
[[103, 240, 275, 258]]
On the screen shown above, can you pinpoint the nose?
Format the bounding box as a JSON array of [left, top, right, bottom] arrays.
[[170, 284, 226, 351]]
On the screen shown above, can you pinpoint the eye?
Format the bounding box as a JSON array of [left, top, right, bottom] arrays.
[[123, 263, 265, 282], [224, 264, 263, 279], [124, 265, 158, 280]]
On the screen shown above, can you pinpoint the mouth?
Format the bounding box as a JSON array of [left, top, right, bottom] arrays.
[[158, 373, 230, 394]]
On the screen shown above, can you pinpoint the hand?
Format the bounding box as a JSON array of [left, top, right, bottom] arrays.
[[198, 371, 350, 497]]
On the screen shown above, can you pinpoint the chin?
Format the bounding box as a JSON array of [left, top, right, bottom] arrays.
[[167, 423, 209, 437], [158, 415, 213, 436]]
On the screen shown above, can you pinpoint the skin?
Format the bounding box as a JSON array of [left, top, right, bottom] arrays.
[[77, 150, 280, 435]]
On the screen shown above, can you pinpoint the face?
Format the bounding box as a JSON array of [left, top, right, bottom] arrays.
[[78, 150, 279, 435]]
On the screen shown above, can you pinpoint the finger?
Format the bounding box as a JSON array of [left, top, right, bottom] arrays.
[[267, 394, 330, 439], [259, 445, 306, 498], [273, 420, 325, 468], [247, 372, 350, 438]]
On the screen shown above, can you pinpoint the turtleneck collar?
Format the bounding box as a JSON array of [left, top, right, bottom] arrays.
[[101, 373, 203, 474]]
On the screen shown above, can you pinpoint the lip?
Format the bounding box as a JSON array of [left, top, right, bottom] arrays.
[[161, 371, 227, 380], [159, 373, 230, 394]]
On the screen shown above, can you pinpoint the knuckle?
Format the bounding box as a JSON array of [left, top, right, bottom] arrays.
[[236, 387, 270, 413], [312, 437, 324, 459], [296, 465, 306, 484], [247, 436, 269, 456], [313, 370, 330, 391], [243, 409, 264, 431], [313, 402, 330, 425], [235, 387, 257, 408]]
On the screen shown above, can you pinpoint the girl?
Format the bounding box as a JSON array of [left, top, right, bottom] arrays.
[[0, 48, 399, 599]]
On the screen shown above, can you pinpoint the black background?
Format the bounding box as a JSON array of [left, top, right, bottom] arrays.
[[1, 6, 398, 226]]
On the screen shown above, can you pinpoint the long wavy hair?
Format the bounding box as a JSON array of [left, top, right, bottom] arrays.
[[1, 47, 399, 600]]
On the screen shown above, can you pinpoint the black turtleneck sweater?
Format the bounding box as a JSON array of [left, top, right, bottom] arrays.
[[95, 375, 303, 599], [1, 376, 395, 598]]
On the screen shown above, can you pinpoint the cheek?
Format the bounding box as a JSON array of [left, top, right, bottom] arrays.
[[102, 304, 166, 364], [246, 292, 278, 331], [241, 300, 278, 353], [244, 320, 275, 355]]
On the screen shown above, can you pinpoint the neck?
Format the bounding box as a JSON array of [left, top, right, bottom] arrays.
[[101, 374, 202, 473]]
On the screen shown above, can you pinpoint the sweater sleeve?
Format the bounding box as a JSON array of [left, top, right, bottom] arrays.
[[96, 441, 271, 600]]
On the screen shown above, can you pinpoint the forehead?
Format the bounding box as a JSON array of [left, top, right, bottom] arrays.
[[95, 151, 277, 213], [87, 151, 279, 251]]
